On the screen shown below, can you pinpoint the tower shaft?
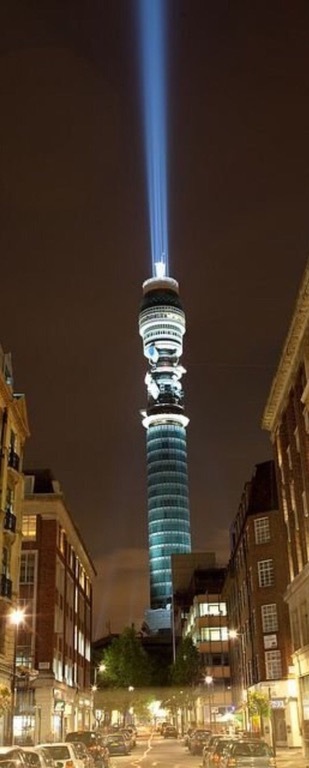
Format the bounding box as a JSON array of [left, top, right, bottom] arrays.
[[139, 276, 191, 612]]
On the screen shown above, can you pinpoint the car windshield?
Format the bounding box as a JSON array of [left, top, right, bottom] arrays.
[[67, 735, 95, 747], [42, 748, 70, 761], [232, 742, 271, 756], [214, 740, 232, 753]]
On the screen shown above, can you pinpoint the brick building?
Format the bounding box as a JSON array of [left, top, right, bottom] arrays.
[[0, 345, 29, 744], [262, 259, 309, 755], [16, 469, 96, 744], [224, 461, 299, 747]]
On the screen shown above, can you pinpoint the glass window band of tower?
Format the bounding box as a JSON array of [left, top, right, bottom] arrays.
[[146, 423, 191, 608]]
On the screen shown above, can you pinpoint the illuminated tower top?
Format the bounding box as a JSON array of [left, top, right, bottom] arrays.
[[139, 274, 188, 429]]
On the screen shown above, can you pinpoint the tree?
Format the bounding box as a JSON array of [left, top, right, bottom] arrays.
[[169, 636, 201, 686], [102, 626, 152, 689], [247, 691, 270, 735], [98, 626, 153, 725]]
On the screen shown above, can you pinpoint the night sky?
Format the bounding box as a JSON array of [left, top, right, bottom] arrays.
[[1, 2, 309, 635]]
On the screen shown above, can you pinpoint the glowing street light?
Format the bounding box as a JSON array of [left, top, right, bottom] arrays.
[[92, 662, 106, 691]]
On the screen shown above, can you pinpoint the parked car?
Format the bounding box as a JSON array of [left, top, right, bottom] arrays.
[[23, 748, 55, 768], [66, 743, 94, 768], [220, 739, 276, 767], [203, 737, 235, 767], [123, 726, 136, 747], [104, 734, 130, 756], [37, 743, 85, 768], [189, 728, 212, 755], [117, 729, 135, 750], [34, 748, 56, 768], [0, 748, 29, 768], [65, 732, 108, 767], [163, 725, 178, 739]]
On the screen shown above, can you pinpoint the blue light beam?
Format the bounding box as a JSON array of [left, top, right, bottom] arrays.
[[137, 0, 169, 277]]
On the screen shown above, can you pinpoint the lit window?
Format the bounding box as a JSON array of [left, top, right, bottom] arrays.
[[199, 602, 226, 617], [254, 517, 270, 544], [258, 559, 274, 588], [22, 515, 37, 539], [287, 445, 292, 469], [265, 650, 282, 679], [261, 604, 278, 633], [57, 526, 65, 555], [20, 553, 36, 584], [200, 627, 229, 642], [302, 491, 309, 518]]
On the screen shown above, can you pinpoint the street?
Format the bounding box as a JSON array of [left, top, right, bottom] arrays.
[[107, 736, 309, 768]]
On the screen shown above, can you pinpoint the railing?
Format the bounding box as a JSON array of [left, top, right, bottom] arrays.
[[8, 450, 20, 472], [0, 574, 12, 599], [4, 510, 16, 534]]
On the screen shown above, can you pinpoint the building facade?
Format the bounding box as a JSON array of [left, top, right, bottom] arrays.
[[139, 275, 191, 629], [17, 469, 96, 744], [183, 567, 233, 729], [0, 345, 29, 744], [224, 461, 299, 747], [262, 259, 309, 755]]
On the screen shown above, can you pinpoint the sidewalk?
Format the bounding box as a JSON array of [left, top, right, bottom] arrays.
[[275, 747, 309, 767]]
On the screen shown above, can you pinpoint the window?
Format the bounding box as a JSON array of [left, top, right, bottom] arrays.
[[258, 560, 274, 587], [20, 553, 36, 584], [2, 547, 10, 577], [287, 446, 292, 470], [302, 491, 309, 518], [57, 526, 65, 555], [300, 601, 309, 646], [200, 627, 229, 642], [265, 650, 282, 679], [261, 604, 278, 633], [254, 517, 270, 544], [291, 609, 301, 651], [22, 515, 37, 539], [199, 602, 226, 617]]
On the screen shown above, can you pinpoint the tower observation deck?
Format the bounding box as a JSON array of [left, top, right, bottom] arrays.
[[139, 275, 192, 616]]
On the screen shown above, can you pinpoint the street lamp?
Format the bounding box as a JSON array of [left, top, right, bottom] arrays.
[[92, 663, 106, 692], [205, 675, 214, 730], [8, 608, 25, 744]]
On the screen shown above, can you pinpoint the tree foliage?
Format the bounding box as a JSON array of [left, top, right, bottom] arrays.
[[169, 636, 201, 686], [248, 691, 270, 735], [247, 691, 270, 718], [101, 626, 152, 689]]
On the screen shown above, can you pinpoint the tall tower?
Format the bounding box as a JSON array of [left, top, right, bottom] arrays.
[[139, 273, 191, 626]]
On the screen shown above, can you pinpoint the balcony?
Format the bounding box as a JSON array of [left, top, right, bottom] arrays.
[[4, 510, 16, 534], [8, 450, 20, 472], [0, 574, 12, 600]]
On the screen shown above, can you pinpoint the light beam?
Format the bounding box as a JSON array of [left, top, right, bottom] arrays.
[[137, 0, 169, 277]]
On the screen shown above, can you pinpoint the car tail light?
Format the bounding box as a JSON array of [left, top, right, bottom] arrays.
[[64, 760, 74, 768]]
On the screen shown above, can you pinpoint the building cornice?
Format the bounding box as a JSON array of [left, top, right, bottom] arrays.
[[262, 259, 309, 434], [0, 375, 30, 439]]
